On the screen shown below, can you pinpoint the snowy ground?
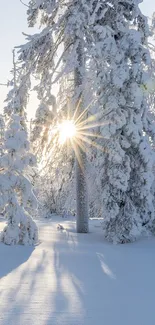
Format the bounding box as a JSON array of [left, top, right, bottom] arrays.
[[0, 216, 155, 325]]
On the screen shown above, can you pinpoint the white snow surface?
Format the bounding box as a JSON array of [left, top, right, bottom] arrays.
[[0, 216, 155, 325]]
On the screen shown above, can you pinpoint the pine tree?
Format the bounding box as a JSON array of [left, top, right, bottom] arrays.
[[89, 0, 155, 242], [0, 52, 38, 245]]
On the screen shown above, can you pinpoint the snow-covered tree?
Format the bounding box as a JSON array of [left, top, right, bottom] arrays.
[[0, 53, 38, 245], [87, 0, 155, 243], [17, 0, 96, 231], [145, 15, 155, 143], [14, 0, 155, 242]]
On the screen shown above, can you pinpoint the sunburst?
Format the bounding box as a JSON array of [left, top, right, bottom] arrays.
[[36, 95, 111, 172], [57, 97, 110, 169]]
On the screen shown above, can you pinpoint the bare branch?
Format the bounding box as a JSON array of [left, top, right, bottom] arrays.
[[20, 0, 29, 8]]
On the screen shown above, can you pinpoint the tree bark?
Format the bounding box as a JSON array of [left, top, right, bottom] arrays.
[[74, 40, 89, 233]]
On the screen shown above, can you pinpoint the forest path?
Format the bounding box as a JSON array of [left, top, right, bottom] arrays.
[[0, 217, 155, 325]]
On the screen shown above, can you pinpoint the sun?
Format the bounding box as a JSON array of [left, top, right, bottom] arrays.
[[38, 96, 109, 171], [58, 120, 77, 144]]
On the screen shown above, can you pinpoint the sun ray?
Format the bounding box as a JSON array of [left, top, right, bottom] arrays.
[[74, 106, 88, 126], [77, 133, 107, 153], [73, 136, 87, 154], [72, 96, 82, 121], [73, 92, 95, 123], [77, 131, 103, 138], [76, 112, 100, 129], [74, 98, 95, 126], [77, 120, 110, 131]]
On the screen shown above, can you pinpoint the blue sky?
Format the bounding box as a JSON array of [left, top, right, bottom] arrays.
[[0, 0, 154, 118]]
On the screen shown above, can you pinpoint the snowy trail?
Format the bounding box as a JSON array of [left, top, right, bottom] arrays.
[[0, 218, 155, 325]]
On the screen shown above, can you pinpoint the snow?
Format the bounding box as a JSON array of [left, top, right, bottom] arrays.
[[0, 216, 155, 325]]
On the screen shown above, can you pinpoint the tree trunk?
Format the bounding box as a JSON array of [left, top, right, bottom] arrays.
[[74, 40, 89, 233]]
